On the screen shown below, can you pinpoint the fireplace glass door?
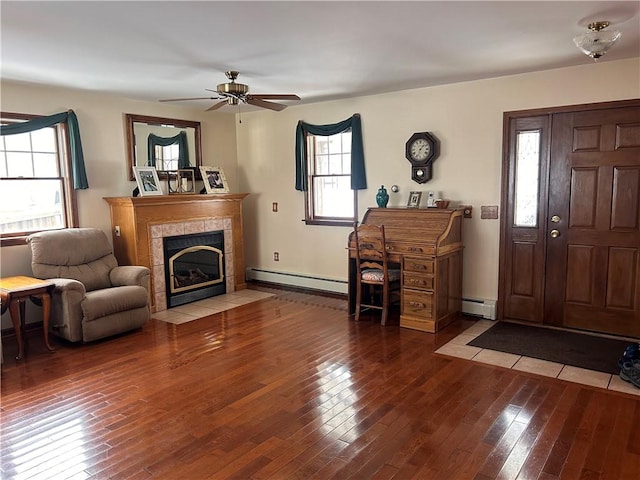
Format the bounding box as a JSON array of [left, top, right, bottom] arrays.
[[164, 231, 225, 307]]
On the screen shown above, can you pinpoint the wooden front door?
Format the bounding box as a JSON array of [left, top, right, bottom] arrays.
[[499, 100, 640, 338]]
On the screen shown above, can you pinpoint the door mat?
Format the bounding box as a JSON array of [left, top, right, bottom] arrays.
[[467, 321, 636, 375]]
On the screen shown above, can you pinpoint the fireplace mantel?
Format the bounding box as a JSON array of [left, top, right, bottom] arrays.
[[104, 194, 248, 312]]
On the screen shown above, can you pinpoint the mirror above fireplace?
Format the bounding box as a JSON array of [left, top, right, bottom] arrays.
[[125, 113, 203, 181]]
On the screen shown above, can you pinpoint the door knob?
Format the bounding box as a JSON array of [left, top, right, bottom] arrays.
[[550, 229, 560, 238], [551, 215, 561, 223]]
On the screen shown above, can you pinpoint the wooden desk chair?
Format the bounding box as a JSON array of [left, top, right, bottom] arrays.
[[353, 224, 401, 325]]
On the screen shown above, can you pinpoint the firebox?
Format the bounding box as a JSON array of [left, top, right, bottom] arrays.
[[163, 231, 225, 308]]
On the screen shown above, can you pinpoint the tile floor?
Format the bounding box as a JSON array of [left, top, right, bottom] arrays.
[[151, 288, 275, 325], [435, 320, 640, 397]]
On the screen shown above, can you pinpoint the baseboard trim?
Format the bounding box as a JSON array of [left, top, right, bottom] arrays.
[[246, 268, 348, 294]]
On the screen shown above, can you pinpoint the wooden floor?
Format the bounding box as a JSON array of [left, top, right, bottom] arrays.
[[1, 285, 639, 479]]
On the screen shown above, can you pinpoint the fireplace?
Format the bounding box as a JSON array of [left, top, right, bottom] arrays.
[[104, 194, 248, 312], [163, 231, 226, 308]]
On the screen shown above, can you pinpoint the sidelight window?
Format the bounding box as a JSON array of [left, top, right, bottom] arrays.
[[514, 130, 541, 227]]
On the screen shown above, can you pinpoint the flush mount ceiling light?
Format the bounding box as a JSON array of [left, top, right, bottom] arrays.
[[573, 21, 621, 60]]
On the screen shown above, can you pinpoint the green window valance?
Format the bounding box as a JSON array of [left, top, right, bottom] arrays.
[[295, 114, 366, 191], [147, 131, 189, 168], [0, 110, 89, 189]]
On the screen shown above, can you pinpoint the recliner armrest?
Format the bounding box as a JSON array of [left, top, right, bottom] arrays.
[[110, 266, 150, 291], [51, 278, 86, 295]]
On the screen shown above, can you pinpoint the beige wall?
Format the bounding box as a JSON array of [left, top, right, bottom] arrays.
[[0, 81, 238, 327], [237, 58, 640, 300], [1, 58, 639, 330]]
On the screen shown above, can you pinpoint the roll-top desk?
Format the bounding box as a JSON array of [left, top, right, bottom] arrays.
[[348, 207, 464, 333]]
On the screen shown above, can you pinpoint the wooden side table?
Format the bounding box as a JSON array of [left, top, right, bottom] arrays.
[[0, 276, 55, 360]]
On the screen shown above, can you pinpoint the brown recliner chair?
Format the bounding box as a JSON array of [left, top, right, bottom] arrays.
[[27, 228, 150, 343]]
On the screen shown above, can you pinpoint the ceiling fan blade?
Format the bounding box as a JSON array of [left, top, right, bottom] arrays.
[[205, 100, 228, 111], [159, 96, 219, 102], [249, 94, 300, 100], [246, 97, 287, 111]]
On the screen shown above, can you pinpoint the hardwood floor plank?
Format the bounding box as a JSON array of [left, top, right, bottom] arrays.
[[541, 388, 594, 476], [513, 383, 579, 479], [559, 391, 605, 478], [600, 397, 637, 480], [2, 285, 639, 480]]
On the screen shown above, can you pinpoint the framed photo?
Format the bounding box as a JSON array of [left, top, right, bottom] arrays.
[[133, 166, 163, 196], [407, 191, 422, 208], [166, 169, 196, 194], [200, 166, 229, 194]]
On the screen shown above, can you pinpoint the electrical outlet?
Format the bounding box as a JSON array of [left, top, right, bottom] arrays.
[[114, 226, 121, 236], [272, 202, 278, 212], [273, 252, 279, 261]]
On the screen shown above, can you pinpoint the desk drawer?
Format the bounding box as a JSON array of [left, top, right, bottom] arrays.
[[403, 272, 434, 290], [402, 289, 433, 319], [403, 257, 435, 274], [388, 244, 436, 256]]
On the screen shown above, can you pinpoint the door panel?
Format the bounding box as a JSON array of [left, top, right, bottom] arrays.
[[569, 167, 598, 227], [611, 166, 639, 229], [565, 245, 595, 305], [606, 247, 637, 309], [499, 116, 549, 323], [500, 100, 640, 338], [546, 105, 640, 337]]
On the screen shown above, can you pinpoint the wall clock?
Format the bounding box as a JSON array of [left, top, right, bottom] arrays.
[[405, 132, 440, 184]]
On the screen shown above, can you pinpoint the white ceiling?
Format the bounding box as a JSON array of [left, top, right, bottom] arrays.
[[1, 1, 639, 112]]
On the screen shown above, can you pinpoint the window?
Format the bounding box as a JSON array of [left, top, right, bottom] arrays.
[[154, 143, 180, 171], [0, 112, 77, 246], [305, 130, 357, 225], [513, 129, 541, 227]]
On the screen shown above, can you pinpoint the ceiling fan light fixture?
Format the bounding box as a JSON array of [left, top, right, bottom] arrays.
[[573, 21, 621, 60]]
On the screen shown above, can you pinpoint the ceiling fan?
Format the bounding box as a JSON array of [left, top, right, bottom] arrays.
[[159, 71, 300, 112]]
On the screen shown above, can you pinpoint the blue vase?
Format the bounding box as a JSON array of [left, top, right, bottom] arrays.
[[376, 185, 389, 208]]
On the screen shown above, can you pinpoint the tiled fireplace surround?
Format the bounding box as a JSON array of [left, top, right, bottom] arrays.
[[150, 219, 234, 312]]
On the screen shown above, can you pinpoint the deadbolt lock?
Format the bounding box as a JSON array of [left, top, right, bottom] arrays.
[[551, 215, 561, 223]]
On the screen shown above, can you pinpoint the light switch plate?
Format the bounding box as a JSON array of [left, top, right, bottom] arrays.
[[481, 206, 499, 219]]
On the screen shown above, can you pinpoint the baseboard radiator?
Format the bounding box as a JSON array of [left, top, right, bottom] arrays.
[[247, 268, 497, 320], [462, 297, 497, 320], [246, 268, 349, 294]]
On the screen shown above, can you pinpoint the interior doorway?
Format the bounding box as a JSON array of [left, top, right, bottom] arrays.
[[498, 99, 640, 338]]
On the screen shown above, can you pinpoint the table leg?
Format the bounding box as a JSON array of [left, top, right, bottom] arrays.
[[8, 299, 24, 361], [40, 292, 54, 352]]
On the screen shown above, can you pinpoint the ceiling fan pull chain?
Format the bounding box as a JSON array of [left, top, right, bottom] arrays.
[[238, 103, 242, 124]]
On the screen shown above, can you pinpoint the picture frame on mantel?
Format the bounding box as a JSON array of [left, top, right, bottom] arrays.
[[167, 169, 196, 194], [200, 166, 230, 194], [133, 166, 163, 196]]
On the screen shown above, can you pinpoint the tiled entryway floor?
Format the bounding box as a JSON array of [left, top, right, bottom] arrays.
[[436, 320, 640, 397], [151, 288, 275, 325]]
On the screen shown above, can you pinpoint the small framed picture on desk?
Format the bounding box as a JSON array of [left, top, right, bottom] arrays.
[[407, 191, 422, 208]]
